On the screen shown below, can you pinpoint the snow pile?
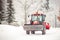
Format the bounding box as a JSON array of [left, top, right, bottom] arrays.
[[0, 25, 24, 40], [0, 25, 60, 40]]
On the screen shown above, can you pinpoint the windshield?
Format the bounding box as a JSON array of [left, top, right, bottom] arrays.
[[38, 16, 42, 21], [32, 16, 37, 21], [31, 14, 46, 22], [31, 15, 42, 21]]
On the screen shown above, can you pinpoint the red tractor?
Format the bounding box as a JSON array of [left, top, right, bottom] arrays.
[[23, 12, 50, 35]]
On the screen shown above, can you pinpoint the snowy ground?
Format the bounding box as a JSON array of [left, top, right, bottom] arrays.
[[0, 25, 60, 40]]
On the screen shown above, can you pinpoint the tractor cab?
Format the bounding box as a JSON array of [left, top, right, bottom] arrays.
[[31, 12, 46, 25], [23, 11, 50, 35]]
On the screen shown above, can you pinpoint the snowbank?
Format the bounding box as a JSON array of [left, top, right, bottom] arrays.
[[0, 25, 60, 40]]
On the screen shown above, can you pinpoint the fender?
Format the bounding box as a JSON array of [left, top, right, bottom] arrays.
[[43, 22, 50, 30]]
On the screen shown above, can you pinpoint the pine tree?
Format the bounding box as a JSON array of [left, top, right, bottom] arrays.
[[45, 0, 49, 10], [40, 0, 49, 11], [0, 0, 5, 24], [7, 0, 15, 24]]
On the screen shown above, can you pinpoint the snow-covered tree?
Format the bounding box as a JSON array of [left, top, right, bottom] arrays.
[[17, 0, 36, 24], [45, 0, 49, 10], [7, 0, 15, 24], [39, 0, 49, 12], [0, 0, 5, 24]]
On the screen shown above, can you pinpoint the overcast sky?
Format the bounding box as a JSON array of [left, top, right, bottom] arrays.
[[51, 0, 60, 7]]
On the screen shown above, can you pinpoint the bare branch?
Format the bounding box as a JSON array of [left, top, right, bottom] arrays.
[[25, 0, 36, 10], [16, 0, 24, 6]]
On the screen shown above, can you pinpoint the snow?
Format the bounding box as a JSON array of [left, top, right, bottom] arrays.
[[0, 25, 60, 40]]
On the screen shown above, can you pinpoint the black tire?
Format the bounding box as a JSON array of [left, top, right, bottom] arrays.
[[42, 30, 46, 35], [31, 31, 35, 34], [26, 31, 30, 34], [42, 27, 46, 35]]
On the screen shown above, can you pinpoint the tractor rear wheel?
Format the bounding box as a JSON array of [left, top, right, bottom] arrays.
[[42, 30, 45, 35], [31, 31, 35, 34], [26, 31, 30, 34]]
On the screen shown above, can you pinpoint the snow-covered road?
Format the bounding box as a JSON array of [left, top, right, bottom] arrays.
[[0, 25, 60, 40]]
